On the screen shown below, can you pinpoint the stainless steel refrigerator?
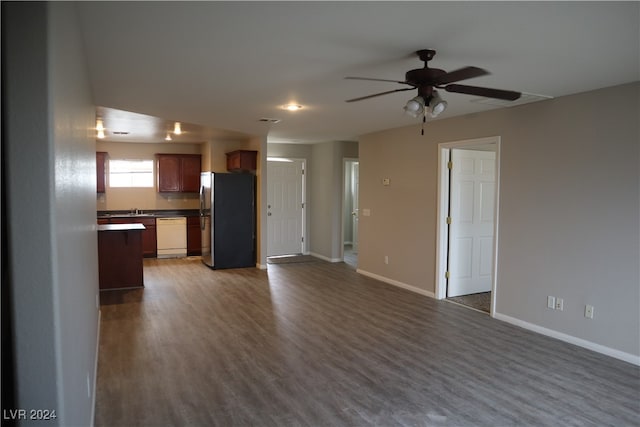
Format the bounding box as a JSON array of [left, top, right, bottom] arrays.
[[200, 172, 255, 269]]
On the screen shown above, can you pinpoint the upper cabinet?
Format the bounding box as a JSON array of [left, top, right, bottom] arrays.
[[226, 150, 257, 173], [96, 152, 107, 193], [156, 154, 201, 192]]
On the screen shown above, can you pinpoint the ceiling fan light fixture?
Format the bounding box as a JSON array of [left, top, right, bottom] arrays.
[[403, 96, 425, 118], [428, 91, 447, 118]]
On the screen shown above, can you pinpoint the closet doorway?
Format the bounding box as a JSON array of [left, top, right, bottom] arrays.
[[435, 137, 500, 315]]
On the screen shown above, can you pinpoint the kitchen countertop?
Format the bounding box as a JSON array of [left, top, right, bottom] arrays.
[[97, 209, 199, 219], [98, 223, 146, 232]]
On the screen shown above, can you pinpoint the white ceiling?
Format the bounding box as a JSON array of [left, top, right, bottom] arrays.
[[78, 2, 639, 144]]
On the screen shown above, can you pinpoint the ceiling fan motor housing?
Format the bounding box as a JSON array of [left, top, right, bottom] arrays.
[[405, 68, 446, 86]]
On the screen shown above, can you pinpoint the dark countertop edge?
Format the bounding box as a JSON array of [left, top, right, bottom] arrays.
[[98, 223, 146, 232], [98, 209, 199, 219]]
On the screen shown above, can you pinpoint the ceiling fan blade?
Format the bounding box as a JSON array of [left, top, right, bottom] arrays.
[[431, 66, 489, 85], [345, 76, 414, 86], [444, 84, 521, 101], [345, 87, 414, 103]]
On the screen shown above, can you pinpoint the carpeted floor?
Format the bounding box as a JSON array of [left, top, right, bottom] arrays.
[[448, 291, 491, 313]]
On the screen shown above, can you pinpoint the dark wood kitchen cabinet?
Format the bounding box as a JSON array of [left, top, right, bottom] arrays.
[[156, 154, 201, 192], [109, 217, 157, 258], [97, 224, 144, 290], [226, 150, 257, 173], [96, 152, 107, 193], [187, 216, 201, 256]]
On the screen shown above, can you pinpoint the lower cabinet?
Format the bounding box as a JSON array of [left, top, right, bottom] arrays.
[[98, 226, 144, 290], [106, 217, 157, 258], [187, 216, 201, 256]]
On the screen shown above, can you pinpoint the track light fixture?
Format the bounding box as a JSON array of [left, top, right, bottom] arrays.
[[96, 118, 105, 139]]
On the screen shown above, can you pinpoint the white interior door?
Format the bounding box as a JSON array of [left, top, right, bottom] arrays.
[[351, 162, 359, 253], [267, 159, 304, 256], [448, 149, 496, 297]]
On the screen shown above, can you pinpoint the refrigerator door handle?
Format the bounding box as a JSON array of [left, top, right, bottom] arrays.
[[199, 185, 205, 230]]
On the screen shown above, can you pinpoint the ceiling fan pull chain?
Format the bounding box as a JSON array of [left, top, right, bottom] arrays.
[[421, 114, 426, 135]]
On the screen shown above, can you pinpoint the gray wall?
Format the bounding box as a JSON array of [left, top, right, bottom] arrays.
[[359, 82, 639, 359], [5, 3, 99, 425], [310, 141, 358, 261]]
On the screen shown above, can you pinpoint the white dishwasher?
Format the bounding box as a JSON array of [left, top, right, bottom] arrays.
[[156, 217, 187, 258]]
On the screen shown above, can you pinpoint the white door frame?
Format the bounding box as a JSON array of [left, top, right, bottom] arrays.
[[341, 158, 359, 261], [435, 136, 501, 317], [266, 157, 307, 256]]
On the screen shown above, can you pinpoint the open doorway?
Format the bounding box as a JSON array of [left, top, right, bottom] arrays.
[[435, 137, 500, 315], [343, 159, 359, 268]]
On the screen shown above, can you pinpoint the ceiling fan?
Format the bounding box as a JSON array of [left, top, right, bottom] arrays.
[[345, 49, 521, 119]]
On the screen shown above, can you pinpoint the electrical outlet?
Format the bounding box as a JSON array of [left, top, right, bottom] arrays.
[[384, 255, 389, 265], [555, 298, 564, 311], [547, 296, 556, 309], [585, 305, 594, 319]]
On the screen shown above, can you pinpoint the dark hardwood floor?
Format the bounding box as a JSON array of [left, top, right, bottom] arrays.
[[96, 258, 640, 426]]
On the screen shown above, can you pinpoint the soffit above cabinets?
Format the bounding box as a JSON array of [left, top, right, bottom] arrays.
[[95, 106, 251, 144]]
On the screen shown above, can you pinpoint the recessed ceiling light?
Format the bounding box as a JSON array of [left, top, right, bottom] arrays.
[[282, 104, 303, 111]]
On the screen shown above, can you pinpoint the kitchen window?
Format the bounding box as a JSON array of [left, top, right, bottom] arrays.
[[109, 159, 154, 188]]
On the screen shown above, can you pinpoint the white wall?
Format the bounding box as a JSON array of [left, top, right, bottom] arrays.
[[358, 82, 639, 362], [5, 2, 99, 425]]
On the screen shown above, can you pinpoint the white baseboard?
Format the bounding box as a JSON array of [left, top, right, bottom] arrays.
[[353, 271, 639, 366], [494, 312, 640, 366], [356, 269, 435, 298], [310, 252, 342, 263]]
